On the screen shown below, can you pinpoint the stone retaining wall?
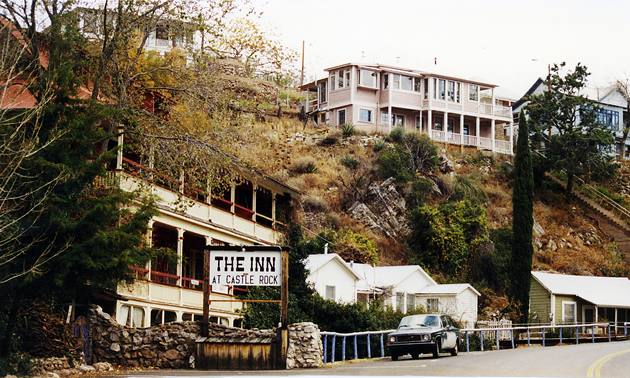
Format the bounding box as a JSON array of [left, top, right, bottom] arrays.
[[89, 306, 323, 369]]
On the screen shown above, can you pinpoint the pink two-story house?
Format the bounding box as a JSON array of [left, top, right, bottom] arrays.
[[301, 63, 514, 155]]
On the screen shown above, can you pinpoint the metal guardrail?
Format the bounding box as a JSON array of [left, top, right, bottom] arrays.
[[321, 323, 614, 363]]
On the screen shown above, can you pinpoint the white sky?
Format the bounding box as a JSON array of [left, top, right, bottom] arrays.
[[248, 0, 630, 100]]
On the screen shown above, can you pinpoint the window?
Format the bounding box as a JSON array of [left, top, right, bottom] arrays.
[[383, 74, 389, 90], [434, 79, 446, 100], [332, 69, 349, 90], [338, 70, 345, 89], [359, 69, 377, 88], [359, 108, 374, 123], [447, 81, 460, 103], [401, 75, 413, 91], [427, 298, 439, 312], [319, 81, 327, 103], [345, 70, 350, 88], [119, 305, 144, 328], [338, 109, 346, 125], [330, 72, 336, 91], [447, 118, 454, 133], [415, 116, 421, 130], [209, 316, 229, 326], [396, 292, 405, 312], [382, 113, 404, 126], [393, 74, 400, 89], [156, 25, 169, 40], [597, 109, 620, 131], [407, 294, 415, 311], [434, 115, 443, 130], [423, 78, 429, 99], [469, 84, 479, 101], [325, 285, 336, 301], [463, 124, 470, 135], [150, 309, 177, 326], [562, 301, 577, 323]]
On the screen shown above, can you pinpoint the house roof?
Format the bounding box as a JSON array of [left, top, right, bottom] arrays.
[[416, 283, 480, 297], [303, 253, 362, 280], [532, 271, 630, 308], [350, 263, 437, 293]]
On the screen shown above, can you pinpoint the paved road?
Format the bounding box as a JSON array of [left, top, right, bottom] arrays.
[[109, 341, 630, 377]]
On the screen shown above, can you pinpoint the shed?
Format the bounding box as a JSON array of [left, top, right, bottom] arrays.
[[303, 254, 361, 303], [530, 271, 630, 332], [415, 284, 480, 328]]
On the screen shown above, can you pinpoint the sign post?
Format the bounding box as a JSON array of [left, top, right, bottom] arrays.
[[203, 245, 289, 368]]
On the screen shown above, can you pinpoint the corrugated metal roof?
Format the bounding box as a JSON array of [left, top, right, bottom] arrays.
[[532, 271, 630, 308]]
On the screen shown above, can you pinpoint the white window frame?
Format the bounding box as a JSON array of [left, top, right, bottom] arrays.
[[358, 69, 377, 88], [338, 109, 346, 125], [427, 298, 439, 312], [469, 84, 479, 101], [396, 292, 405, 312], [562, 301, 577, 323], [382, 112, 404, 126], [325, 285, 336, 301], [359, 108, 374, 123], [434, 115, 444, 130]]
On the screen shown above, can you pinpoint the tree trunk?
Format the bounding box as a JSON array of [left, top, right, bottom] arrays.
[[565, 173, 574, 203]]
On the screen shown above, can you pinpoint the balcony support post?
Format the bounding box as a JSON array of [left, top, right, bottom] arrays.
[[177, 228, 184, 286]]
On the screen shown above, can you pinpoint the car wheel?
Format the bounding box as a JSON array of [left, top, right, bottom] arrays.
[[432, 339, 440, 359], [450, 340, 458, 356], [411, 353, 419, 360], [391, 353, 399, 361]]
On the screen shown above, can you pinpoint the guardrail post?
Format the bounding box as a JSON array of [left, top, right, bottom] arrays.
[[527, 328, 530, 347], [323, 334, 328, 363], [380, 333, 385, 357], [480, 330, 484, 351], [353, 334, 358, 360], [342, 336, 346, 362], [625, 322, 628, 337], [496, 329, 500, 351], [511, 329, 514, 349], [465, 331, 469, 352], [332, 335, 336, 363], [592, 325, 595, 343], [559, 327, 563, 345], [542, 327, 545, 347], [367, 334, 371, 359], [608, 324, 611, 342], [576, 326, 579, 345]]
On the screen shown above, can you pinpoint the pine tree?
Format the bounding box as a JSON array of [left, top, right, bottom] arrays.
[[510, 111, 535, 324]]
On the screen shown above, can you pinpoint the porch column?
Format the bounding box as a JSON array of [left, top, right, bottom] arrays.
[[272, 192, 277, 229], [177, 228, 185, 286], [116, 125, 124, 170], [418, 111, 423, 132], [146, 220, 154, 278], [444, 111, 450, 146], [252, 184, 258, 223], [476, 117, 480, 148], [428, 110, 433, 139], [491, 119, 496, 152], [460, 114, 465, 152], [510, 121, 514, 154]]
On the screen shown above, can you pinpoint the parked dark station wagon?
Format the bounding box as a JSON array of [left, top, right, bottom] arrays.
[[387, 314, 460, 360]]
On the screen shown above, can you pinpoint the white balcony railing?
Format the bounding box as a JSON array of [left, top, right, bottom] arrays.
[[430, 131, 511, 154]]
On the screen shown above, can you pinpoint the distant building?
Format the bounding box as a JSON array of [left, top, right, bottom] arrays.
[[300, 63, 515, 155]]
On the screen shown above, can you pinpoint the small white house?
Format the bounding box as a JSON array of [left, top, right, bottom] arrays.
[[415, 284, 480, 328], [304, 254, 480, 326], [303, 254, 361, 303]]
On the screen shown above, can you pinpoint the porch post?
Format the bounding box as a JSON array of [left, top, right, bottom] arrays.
[[491, 119, 496, 152], [428, 110, 433, 140], [146, 220, 154, 279], [475, 117, 480, 148], [460, 114, 464, 152], [177, 228, 184, 286], [252, 184, 257, 223]]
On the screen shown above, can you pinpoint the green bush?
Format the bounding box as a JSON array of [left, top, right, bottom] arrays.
[[450, 174, 488, 204], [388, 127, 406, 143], [341, 155, 359, 169], [407, 177, 435, 209]]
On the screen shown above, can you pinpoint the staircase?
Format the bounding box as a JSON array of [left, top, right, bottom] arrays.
[[547, 173, 630, 264]]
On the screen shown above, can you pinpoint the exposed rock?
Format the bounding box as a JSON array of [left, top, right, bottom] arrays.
[[348, 177, 410, 239]]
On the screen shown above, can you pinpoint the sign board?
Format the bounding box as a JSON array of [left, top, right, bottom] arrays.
[[209, 250, 282, 286]]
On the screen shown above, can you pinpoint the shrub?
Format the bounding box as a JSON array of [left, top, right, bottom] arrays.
[[450, 174, 488, 204], [341, 123, 355, 137], [292, 157, 318, 174], [407, 177, 435, 209], [302, 195, 328, 212], [388, 126, 406, 143], [373, 139, 386, 152], [320, 135, 338, 146], [340, 155, 359, 169]]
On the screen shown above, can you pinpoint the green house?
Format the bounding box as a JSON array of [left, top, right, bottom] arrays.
[[530, 271, 630, 333]]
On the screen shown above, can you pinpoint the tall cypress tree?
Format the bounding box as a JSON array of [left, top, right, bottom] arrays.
[[510, 111, 535, 324]]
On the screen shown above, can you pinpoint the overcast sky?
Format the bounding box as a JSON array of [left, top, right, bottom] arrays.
[[249, 0, 630, 100]]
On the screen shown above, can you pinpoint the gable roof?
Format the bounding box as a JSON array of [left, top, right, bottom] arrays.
[[417, 283, 481, 297], [303, 253, 361, 280], [532, 271, 630, 308], [350, 263, 437, 293]]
